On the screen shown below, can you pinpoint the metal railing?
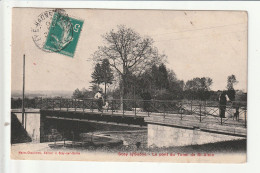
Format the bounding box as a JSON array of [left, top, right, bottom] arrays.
[[11, 97, 247, 127]]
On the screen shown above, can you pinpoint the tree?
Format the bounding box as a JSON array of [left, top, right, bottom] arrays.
[[91, 63, 103, 86], [226, 74, 238, 101], [167, 69, 177, 83], [90, 84, 103, 94], [200, 77, 213, 91], [149, 63, 169, 91], [150, 64, 160, 90], [227, 74, 238, 90], [91, 59, 114, 98], [72, 88, 83, 99], [92, 25, 165, 103], [158, 63, 169, 89], [81, 87, 93, 98], [185, 77, 212, 91], [135, 64, 183, 100], [184, 77, 213, 100], [101, 59, 114, 97]]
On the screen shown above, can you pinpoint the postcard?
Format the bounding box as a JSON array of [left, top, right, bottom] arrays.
[[10, 8, 247, 163]]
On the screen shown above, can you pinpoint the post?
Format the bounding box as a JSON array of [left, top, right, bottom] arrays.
[[233, 108, 237, 120], [33, 98, 36, 109], [237, 108, 240, 121], [22, 54, 25, 127], [105, 82, 107, 103], [245, 109, 247, 128], [75, 98, 77, 112], [134, 100, 137, 117], [83, 99, 85, 113], [237, 103, 240, 121], [199, 103, 202, 122], [40, 97, 42, 109], [148, 100, 151, 117], [67, 99, 69, 112], [122, 100, 125, 117], [71, 99, 73, 111], [111, 100, 114, 115], [180, 102, 183, 120], [60, 97, 62, 111], [190, 100, 193, 115], [204, 101, 207, 118], [52, 99, 55, 110], [24, 113, 27, 130], [91, 99, 94, 112], [163, 102, 166, 118]]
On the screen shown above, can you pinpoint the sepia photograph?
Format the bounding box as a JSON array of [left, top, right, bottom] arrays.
[[10, 8, 247, 163]]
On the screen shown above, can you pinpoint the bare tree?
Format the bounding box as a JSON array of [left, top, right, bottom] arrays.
[[92, 25, 165, 102]]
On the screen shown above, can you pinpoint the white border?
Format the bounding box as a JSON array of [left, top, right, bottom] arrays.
[[1, 1, 260, 173]]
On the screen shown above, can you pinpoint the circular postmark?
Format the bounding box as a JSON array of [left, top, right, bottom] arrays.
[[31, 9, 74, 53]]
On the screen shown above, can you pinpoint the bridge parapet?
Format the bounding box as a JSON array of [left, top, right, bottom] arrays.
[[11, 98, 247, 128]]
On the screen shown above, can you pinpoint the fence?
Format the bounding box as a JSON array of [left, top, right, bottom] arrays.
[[11, 97, 247, 127]]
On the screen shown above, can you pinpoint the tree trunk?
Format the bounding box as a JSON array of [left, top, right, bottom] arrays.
[[120, 76, 125, 111], [104, 82, 107, 102], [120, 66, 128, 110]]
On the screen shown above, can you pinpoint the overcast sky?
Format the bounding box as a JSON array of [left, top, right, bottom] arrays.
[[11, 9, 247, 92]]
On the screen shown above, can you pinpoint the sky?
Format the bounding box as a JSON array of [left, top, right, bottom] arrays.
[[11, 8, 247, 92]]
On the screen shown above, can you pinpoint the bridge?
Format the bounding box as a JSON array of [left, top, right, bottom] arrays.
[[11, 98, 247, 147]]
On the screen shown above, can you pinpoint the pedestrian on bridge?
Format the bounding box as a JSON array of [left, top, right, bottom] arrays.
[[94, 90, 104, 112], [219, 91, 229, 118]]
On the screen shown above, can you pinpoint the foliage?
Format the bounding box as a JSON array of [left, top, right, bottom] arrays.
[[90, 85, 103, 95], [87, 26, 245, 102], [92, 25, 165, 99], [184, 77, 213, 100], [226, 74, 239, 101], [91, 63, 103, 85], [235, 90, 247, 102], [100, 59, 114, 86], [227, 89, 236, 101], [117, 63, 185, 100], [158, 64, 169, 89], [72, 86, 102, 99], [91, 59, 114, 97], [227, 74, 238, 90], [72, 88, 83, 99]]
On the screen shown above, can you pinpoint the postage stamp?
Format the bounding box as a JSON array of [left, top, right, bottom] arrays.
[[31, 9, 83, 57], [44, 11, 84, 57]]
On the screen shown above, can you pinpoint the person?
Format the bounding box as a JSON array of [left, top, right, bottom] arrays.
[[102, 95, 109, 111], [234, 106, 239, 120], [103, 101, 109, 111], [94, 90, 103, 112], [219, 91, 229, 118]]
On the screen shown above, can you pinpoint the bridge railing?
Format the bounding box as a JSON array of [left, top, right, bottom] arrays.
[[11, 97, 247, 127]]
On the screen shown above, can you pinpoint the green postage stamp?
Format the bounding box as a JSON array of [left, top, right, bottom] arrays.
[[44, 11, 84, 57]]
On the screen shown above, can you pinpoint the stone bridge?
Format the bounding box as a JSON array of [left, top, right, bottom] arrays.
[[11, 98, 247, 147]]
